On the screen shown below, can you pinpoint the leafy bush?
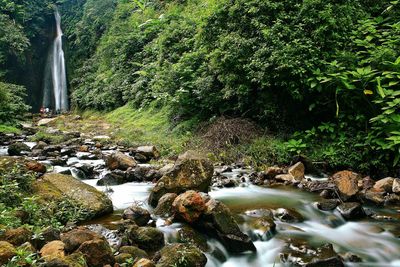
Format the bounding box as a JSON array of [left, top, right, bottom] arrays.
[[0, 82, 30, 123]]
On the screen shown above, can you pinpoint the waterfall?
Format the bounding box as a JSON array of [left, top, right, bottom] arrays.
[[42, 9, 68, 112]]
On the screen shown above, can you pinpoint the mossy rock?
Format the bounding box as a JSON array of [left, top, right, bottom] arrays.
[[0, 241, 16, 265], [33, 173, 113, 219], [155, 243, 207, 267]]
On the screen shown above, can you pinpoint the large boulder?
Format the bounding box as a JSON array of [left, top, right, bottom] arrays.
[[127, 226, 165, 252], [393, 178, 400, 193], [132, 146, 160, 161], [77, 239, 115, 267], [288, 162, 305, 181], [122, 204, 151, 226], [332, 171, 361, 201], [0, 241, 16, 265], [148, 151, 213, 207], [106, 151, 136, 171], [154, 193, 177, 217], [199, 198, 256, 253], [61, 228, 104, 253], [7, 142, 31, 156], [25, 161, 47, 173], [172, 191, 206, 223], [40, 240, 65, 259], [33, 173, 113, 219], [0, 227, 32, 246], [337, 202, 365, 220], [119, 246, 148, 260], [373, 177, 395, 193], [155, 243, 207, 267]]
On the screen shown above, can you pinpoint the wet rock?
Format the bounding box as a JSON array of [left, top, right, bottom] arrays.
[[332, 171, 361, 201], [363, 190, 385, 206], [393, 178, 400, 193], [154, 193, 177, 217], [119, 246, 148, 260], [264, 166, 284, 180], [134, 258, 155, 267], [8, 142, 31, 156], [340, 252, 362, 263], [316, 199, 340, 211], [148, 151, 213, 207], [33, 173, 113, 218], [274, 208, 304, 223], [154, 243, 207, 267], [0, 227, 32, 246], [280, 242, 344, 267], [97, 170, 127, 186], [106, 151, 136, 170], [127, 226, 165, 252], [70, 167, 87, 180], [61, 147, 76, 157], [337, 202, 365, 220], [43, 145, 62, 155], [134, 153, 148, 163], [248, 216, 276, 240], [384, 194, 400, 206], [178, 226, 209, 251], [40, 240, 65, 259], [212, 174, 238, 188], [130, 165, 161, 182], [77, 239, 115, 267], [359, 176, 375, 191], [288, 162, 305, 181], [373, 177, 394, 193], [275, 174, 298, 183], [199, 198, 256, 253], [131, 146, 160, 160], [50, 157, 67, 166], [61, 228, 104, 253], [25, 160, 47, 173], [73, 163, 95, 178], [123, 204, 151, 226], [0, 241, 16, 265], [173, 191, 206, 223]]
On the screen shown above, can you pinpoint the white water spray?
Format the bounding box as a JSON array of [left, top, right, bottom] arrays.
[[43, 9, 68, 112]]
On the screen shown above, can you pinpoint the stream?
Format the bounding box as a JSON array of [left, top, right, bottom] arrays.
[[1, 132, 400, 266]]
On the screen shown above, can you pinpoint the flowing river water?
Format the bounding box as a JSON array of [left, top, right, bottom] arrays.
[[1, 138, 400, 266]]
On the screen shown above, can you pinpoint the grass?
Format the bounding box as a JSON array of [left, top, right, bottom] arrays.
[[0, 124, 21, 134], [104, 104, 195, 156]]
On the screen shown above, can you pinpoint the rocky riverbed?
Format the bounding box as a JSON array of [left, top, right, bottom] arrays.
[[0, 118, 400, 267]]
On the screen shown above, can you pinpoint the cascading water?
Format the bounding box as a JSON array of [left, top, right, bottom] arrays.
[[42, 9, 68, 112]]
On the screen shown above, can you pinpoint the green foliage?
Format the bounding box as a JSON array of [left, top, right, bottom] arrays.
[[0, 82, 30, 123], [0, 165, 90, 231], [307, 2, 400, 171]]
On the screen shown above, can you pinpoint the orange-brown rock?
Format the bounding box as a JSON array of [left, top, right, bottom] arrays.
[[26, 161, 47, 173], [332, 171, 361, 200], [106, 151, 136, 170], [0, 227, 32, 246], [172, 191, 206, 223], [264, 166, 284, 180], [61, 228, 104, 253], [288, 162, 305, 181], [373, 177, 395, 193], [133, 258, 155, 267], [40, 240, 65, 259], [0, 241, 16, 265]]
